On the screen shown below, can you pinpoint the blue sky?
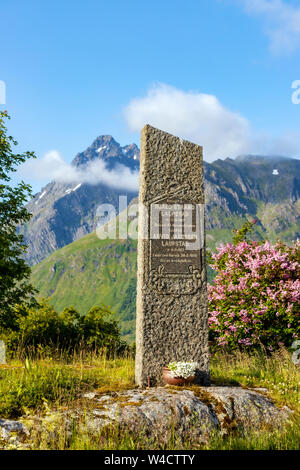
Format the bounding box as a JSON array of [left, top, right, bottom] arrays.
[[1, 0, 300, 193]]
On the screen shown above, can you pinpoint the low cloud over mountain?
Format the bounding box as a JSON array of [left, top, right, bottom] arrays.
[[19, 149, 139, 191], [18, 135, 139, 192]]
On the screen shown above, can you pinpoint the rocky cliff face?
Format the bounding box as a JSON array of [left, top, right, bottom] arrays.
[[204, 155, 300, 233], [21, 134, 300, 266]]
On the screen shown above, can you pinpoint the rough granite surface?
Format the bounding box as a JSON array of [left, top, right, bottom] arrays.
[[135, 125, 209, 387], [79, 386, 292, 435], [0, 386, 293, 449]]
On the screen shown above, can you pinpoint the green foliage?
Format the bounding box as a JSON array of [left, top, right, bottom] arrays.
[[1, 301, 127, 356], [83, 305, 122, 350], [0, 111, 37, 329], [17, 302, 61, 348], [120, 278, 137, 322], [60, 306, 81, 345], [232, 219, 258, 245]]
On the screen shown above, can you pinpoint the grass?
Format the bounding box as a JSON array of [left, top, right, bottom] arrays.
[[210, 347, 300, 413], [0, 352, 135, 419], [31, 417, 299, 451], [0, 348, 299, 450]]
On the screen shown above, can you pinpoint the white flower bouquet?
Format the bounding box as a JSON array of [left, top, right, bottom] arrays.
[[167, 361, 198, 378]]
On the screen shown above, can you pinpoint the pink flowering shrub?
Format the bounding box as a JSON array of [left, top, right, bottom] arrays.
[[208, 226, 300, 350]]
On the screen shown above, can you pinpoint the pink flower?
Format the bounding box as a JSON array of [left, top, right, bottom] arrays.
[[238, 338, 253, 346], [208, 236, 300, 350]]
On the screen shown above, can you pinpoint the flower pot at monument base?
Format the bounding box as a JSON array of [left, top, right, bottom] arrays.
[[162, 367, 195, 386]]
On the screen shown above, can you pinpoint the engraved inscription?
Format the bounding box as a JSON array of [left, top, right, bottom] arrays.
[[149, 264, 202, 297], [149, 199, 201, 275]]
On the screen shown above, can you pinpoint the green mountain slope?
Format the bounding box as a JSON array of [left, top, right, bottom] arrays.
[[31, 232, 138, 343]]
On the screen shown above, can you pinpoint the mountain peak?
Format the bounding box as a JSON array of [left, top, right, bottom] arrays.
[[72, 135, 140, 170], [72, 135, 121, 167]]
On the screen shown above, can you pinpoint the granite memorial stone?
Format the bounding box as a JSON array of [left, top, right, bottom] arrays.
[[135, 125, 209, 387]]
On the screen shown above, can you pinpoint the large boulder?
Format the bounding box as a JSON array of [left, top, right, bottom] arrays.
[[76, 386, 293, 445], [1, 386, 293, 448]]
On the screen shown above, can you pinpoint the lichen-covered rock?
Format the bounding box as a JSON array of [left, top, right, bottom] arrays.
[[205, 386, 292, 429], [0, 419, 29, 449], [0, 386, 294, 449], [0, 419, 28, 438], [82, 387, 218, 443], [80, 386, 292, 439]]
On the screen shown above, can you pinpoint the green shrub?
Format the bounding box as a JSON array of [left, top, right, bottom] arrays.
[[18, 302, 61, 347], [83, 305, 122, 351], [0, 301, 127, 356]]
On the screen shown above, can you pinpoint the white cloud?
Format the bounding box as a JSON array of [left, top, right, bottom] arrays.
[[124, 83, 300, 161], [238, 0, 300, 54], [124, 83, 251, 161], [18, 150, 139, 191]]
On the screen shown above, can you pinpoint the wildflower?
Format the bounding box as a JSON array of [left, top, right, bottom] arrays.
[[167, 361, 198, 378]]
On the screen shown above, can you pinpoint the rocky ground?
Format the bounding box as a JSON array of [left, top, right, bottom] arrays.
[[0, 385, 293, 449]]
